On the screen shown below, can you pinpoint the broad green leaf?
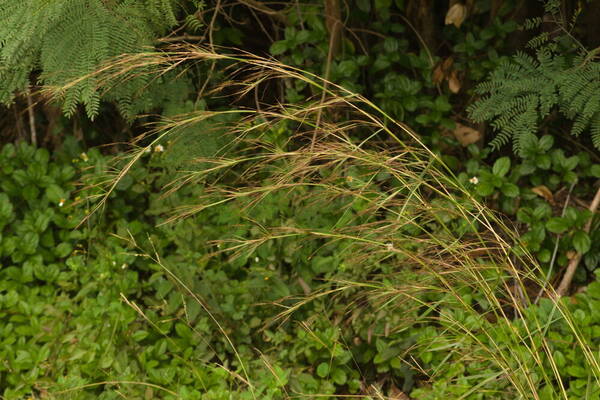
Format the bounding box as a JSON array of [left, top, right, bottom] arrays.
[[270, 41, 288, 55], [516, 208, 532, 223], [132, 330, 149, 342], [532, 203, 552, 219], [519, 162, 537, 175], [434, 96, 452, 112], [390, 357, 402, 369], [331, 368, 347, 385], [99, 355, 113, 369], [374, 346, 401, 363], [537, 249, 551, 263], [491, 175, 504, 188], [60, 165, 76, 181], [34, 211, 52, 233], [538, 135, 554, 151], [553, 350, 566, 368], [0, 193, 13, 219], [476, 182, 495, 196], [54, 242, 72, 258], [566, 365, 587, 378], [296, 30, 311, 44], [563, 171, 577, 184], [563, 155, 579, 171], [546, 217, 569, 234], [501, 182, 519, 197], [337, 60, 358, 77], [316, 362, 329, 378], [311, 256, 336, 274], [22, 185, 39, 202], [414, 114, 429, 125], [21, 232, 39, 254], [492, 157, 510, 177], [572, 230, 591, 254], [175, 323, 193, 340], [69, 348, 88, 361], [537, 154, 551, 170], [588, 282, 600, 299]]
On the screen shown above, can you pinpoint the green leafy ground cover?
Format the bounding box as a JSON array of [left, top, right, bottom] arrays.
[[1, 0, 600, 399], [0, 138, 599, 399]]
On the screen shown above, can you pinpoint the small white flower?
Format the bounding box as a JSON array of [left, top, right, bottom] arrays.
[[112, 261, 117, 266], [255, 256, 260, 262], [144, 147, 152, 154], [80, 152, 89, 162], [469, 176, 479, 185], [58, 199, 66, 207], [121, 263, 127, 269], [154, 144, 164, 153], [385, 242, 395, 251]]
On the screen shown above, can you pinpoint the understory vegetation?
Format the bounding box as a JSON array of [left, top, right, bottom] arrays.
[[1, 0, 600, 399]]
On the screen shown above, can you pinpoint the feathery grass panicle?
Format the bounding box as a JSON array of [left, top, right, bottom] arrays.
[[58, 44, 599, 399]]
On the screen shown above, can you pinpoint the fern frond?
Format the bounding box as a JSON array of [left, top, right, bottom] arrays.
[[185, 14, 204, 33], [0, 0, 190, 119], [527, 32, 549, 49], [523, 17, 543, 31], [470, 29, 600, 151], [543, 0, 561, 14]]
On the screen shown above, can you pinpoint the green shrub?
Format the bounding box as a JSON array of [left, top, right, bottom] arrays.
[[1, 140, 427, 398], [457, 134, 600, 284], [2, 128, 599, 399], [0, 142, 288, 399], [268, 1, 516, 148], [74, 43, 600, 399], [412, 279, 600, 399], [2, 1, 600, 398]]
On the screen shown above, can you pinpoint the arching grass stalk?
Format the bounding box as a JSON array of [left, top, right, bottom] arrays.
[[56, 44, 599, 398]]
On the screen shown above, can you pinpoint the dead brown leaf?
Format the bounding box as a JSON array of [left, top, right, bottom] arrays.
[[445, 3, 467, 28], [433, 57, 454, 85], [432, 64, 445, 84], [389, 384, 410, 400], [448, 70, 461, 93], [531, 185, 555, 204], [442, 56, 454, 71], [452, 122, 481, 146]]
